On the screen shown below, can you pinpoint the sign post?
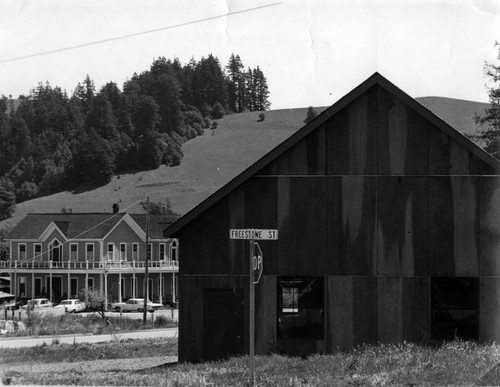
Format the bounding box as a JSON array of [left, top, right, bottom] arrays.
[[248, 240, 255, 386], [230, 229, 278, 386]]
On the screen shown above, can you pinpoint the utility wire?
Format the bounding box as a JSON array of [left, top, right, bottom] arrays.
[[0, 3, 282, 64]]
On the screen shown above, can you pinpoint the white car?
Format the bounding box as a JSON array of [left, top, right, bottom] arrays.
[[111, 298, 163, 313], [22, 298, 53, 309], [55, 299, 86, 313]]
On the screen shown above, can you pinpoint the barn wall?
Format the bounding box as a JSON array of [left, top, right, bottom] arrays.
[[178, 275, 249, 362], [177, 82, 499, 362]]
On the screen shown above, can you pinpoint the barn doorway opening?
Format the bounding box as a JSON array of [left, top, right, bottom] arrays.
[[431, 277, 478, 341], [277, 277, 325, 356], [203, 288, 244, 361]]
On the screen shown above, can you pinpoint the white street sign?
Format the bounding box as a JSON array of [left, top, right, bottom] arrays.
[[229, 229, 278, 240]]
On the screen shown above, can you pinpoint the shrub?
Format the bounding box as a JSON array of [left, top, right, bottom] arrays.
[[212, 102, 225, 119], [304, 106, 318, 123], [79, 288, 109, 319], [257, 112, 265, 122]]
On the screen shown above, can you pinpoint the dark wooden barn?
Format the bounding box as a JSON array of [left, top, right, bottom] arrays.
[[164, 73, 500, 362]]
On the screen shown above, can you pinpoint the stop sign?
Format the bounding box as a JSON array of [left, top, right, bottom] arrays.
[[253, 242, 263, 284]]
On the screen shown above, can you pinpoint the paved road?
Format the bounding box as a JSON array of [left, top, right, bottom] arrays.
[[0, 328, 178, 348], [107, 308, 178, 321]]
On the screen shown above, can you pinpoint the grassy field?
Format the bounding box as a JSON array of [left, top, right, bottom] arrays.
[[0, 96, 487, 232], [5, 312, 176, 337], [2, 339, 500, 386], [416, 96, 489, 136]]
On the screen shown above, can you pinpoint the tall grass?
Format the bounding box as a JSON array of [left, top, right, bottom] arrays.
[[8, 312, 176, 337], [3, 340, 500, 386], [0, 337, 177, 364]]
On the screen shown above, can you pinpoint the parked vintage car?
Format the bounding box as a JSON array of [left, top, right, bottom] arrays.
[[111, 298, 163, 313], [22, 298, 53, 309], [54, 299, 86, 313]]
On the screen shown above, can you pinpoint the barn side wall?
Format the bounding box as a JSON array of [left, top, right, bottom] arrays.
[[177, 84, 500, 362]]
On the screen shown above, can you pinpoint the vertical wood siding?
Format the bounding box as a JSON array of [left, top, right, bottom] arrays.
[[479, 177, 500, 275], [327, 176, 377, 275], [428, 177, 479, 276], [176, 82, 499, 361], [377, 277, 403, 344], [179, 275, 248, 362], [277, 177, 328, 275], [326, 276, 353, 350], [255, 275, 277, 353], [377, 177, 428, 276], [402, 277, 430, 342], [480, 277, 500, 342]]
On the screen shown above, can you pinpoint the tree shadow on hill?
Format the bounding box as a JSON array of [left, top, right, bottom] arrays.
[[71, 181, 109, 195]]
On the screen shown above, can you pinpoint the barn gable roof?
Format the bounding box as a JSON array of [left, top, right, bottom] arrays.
[[164, 72, 500, 237]]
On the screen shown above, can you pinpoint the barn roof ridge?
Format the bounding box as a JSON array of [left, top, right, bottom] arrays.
[[163, 72, 500, 237]]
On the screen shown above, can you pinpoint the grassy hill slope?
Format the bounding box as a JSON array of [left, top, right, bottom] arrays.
[[415, 96, 489, 135], [1, 107, 321, 229], [1, 96, 490, 230]]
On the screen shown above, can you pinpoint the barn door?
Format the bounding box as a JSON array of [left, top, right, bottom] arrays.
[[203, 288, 244, 361]]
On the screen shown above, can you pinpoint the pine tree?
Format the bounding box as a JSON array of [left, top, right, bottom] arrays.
[[73, 130, 115, 185], [304, 106, 318, 124], [253, 66, 271, 111], [475, 42, 500, 158], [72, 75, 95, 116], [226, 54, 245, 112], [192, 55, 227, 111], [0, 184, 15, 220]]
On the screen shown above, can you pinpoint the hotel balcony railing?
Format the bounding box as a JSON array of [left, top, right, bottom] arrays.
[[0, 258, 179, 271]]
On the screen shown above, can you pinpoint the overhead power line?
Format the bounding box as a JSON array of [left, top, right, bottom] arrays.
[[0, 3, 282, 64]]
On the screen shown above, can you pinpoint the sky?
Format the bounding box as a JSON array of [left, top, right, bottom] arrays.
[[0, 0, 499, 110]]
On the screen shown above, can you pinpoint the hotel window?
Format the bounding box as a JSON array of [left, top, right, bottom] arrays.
[[34, 244, 42, 261], [86, 244, 95, 261], [132, 243, 139, 260], [148, 243, 153, 260], [121, 280, 126, 299], [18, 244, 27, 260], [132, 277, 137, 298], [120, 243, 127, 261], [107, 243, 115, 261], [18, 277, 26, 297], [148, 278, 154, 300], [159, 243, 166, 260], [70, 278, 78, 297], [70, 243, 78, 261], [34, 277, 42, 297], [50, 240, 62, 264], [169, 239, 179, 261]]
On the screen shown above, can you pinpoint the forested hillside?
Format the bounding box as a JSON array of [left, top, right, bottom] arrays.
[[0, 54, 270, 220]]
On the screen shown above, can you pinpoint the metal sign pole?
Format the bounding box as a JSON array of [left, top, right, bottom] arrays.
[[249, 239, 255, 386]]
